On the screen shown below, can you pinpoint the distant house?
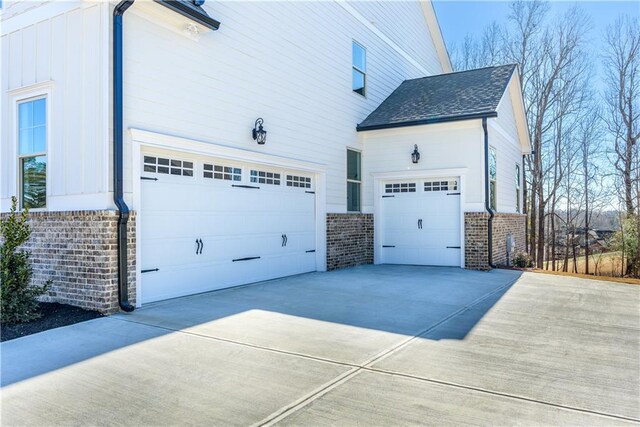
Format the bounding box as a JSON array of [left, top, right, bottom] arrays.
[[1, 0, 531, 313]]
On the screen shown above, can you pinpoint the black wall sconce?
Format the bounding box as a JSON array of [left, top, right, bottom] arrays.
[[252, 118, 267, 144], [411, 144, 420, 164]]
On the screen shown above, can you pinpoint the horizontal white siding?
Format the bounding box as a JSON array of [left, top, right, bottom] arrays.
[[491, 91, 523, 214], [123, 1, 435, 211], [1, 2, 109, 211], [361, 121, 484, 212], [346, 0, 444, 75]]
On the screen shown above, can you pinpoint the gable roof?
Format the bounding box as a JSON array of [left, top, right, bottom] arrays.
[[155, 0, 221, 30], [356, 64, 517, 132]]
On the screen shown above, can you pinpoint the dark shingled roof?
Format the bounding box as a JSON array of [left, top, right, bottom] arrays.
[[357, 64, 517, 131], [155, 0, 221, 30]]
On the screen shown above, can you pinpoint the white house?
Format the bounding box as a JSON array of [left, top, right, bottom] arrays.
[[1, 0, 530, 313]]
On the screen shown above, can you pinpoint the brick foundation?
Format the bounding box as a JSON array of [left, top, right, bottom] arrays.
[[326, 213, 373, 270], [1, 210, 136, 314], [464, 212, 526, 269]]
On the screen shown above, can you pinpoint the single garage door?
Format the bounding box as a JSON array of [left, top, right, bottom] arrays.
[[140, 149, 316, 303], [380, 178, 461, 266]]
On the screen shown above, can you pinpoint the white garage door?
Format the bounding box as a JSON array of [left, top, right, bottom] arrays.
[[380, 178, 461, 266], [140, 150, 316, 303]]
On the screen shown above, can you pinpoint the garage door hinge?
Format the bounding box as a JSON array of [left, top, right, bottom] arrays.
[[141, 177, 158, 181], [232, 256, 261, 262], [447, 192, 461, 195], [232, 184, 260, 189], [382, 245, 395, 248], [382, 195, 394, 198], [305, 191, 315, 194], [141, 268, 159, 273], [446, 246, 461, 249], [305, 249, 316, 253]]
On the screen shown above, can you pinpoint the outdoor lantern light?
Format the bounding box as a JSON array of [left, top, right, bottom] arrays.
[[252, 118, 267, 144], [411, 144, 420, 164]]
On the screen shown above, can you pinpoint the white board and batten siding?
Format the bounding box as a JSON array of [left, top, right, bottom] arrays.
[[1, 1, 111, 212]]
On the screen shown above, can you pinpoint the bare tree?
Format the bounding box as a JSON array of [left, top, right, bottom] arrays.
[[602, 15, 640, 275]]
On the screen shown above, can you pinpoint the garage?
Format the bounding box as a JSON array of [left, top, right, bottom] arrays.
[[140, 149, 317, 303], [379, 177, 461, 266]]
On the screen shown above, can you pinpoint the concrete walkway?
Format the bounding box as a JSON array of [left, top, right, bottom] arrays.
[[1, 266, 638, 426]]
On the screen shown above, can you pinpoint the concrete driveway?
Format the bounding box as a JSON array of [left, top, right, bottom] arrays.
[[1, 266, 639, 426]]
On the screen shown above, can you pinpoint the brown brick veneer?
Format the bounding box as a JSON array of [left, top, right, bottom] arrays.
[[0, 210, 136, 314], [326, 213, 373, 270], [464, 212, 526, 269]]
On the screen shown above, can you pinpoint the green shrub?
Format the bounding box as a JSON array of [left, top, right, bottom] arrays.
[[512, 252, 533, 268], [1, 197, 48, 324]]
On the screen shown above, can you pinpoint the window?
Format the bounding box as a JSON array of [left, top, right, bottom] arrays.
[[424, 180, 458, 192], [515, 164, 521, 213], [385, 183, 416, 193], [489, 147, 497, 210], [352, 41, 366, 96], [18, 98, 47, 209], [250, 170, 280, 185], [347, 149, 361, 211], [204, 164, 241, 181], [286, 175, 312, 188], [144, 156, 193, 176]]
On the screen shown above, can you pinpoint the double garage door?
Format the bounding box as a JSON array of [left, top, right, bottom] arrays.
[[380, 178, 461, 267], [140, 149, 316, 304]]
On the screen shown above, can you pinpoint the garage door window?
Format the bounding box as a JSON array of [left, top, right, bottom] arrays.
[[144, 156, 193, 176], [385, 183, 416, 193], [204, 164, 241, 181], [286, 175, 311, 188], [424, 180, 457, 192], [251, 170, 281, 185]]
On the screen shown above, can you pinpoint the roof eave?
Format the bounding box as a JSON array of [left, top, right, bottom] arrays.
[[155, 0, 221, 30], [356, 111, 498, 132]]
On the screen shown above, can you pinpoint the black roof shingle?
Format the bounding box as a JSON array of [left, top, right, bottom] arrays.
[[357, 64, 517, 131]]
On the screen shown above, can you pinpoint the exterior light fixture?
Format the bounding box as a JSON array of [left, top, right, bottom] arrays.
[[252, 118, 267, 144], [411, 144, 420, 164]]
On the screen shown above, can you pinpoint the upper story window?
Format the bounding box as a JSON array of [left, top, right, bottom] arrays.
[[489, 147, 497, 211], [515, 164, 521, 213], [347, 149, 361, 211], [18, 97, 47, 209], [352, 41, 366, 96]]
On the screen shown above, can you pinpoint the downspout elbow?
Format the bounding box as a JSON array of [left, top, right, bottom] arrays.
[[483, 118, 497, 269]]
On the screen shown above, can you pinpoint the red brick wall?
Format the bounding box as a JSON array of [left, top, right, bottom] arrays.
[[1, 210, 136, 313], [326, 213, 373, 270], [464, 212, 526, 269]]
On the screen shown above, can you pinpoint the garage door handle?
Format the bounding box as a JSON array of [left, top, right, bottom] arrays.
[[418, 219, 423, 229], [196, 239, 202, 254], [200, 239, 204, 254]]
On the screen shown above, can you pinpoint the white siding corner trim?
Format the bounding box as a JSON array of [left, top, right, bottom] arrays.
[[371, 168, 467, 268], [129, 128, 329, 306]]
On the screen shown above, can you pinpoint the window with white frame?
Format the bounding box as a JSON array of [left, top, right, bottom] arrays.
[[489, 147, 497, 211], [347, 149, 361, 211], [352, 41, 366, 96], [18, 97, 47, 209], [515, 164, 521, 213]]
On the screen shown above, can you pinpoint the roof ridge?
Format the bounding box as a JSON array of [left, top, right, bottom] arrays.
[[403, 63, 517, 83]]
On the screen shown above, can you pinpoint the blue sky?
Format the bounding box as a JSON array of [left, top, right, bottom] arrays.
[[433, 1, 639, 65]]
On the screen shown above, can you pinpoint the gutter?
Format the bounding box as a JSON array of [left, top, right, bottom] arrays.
[[356, 111, 498, 132], [483, 117, 497, 269], [113, 0, 135, 312]]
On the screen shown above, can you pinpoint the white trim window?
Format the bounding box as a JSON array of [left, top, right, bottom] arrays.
[[515, 163, 521, 213], [17, 97, 47, 209], [352, 41, 366, 96], [489, 146, 497, 211], [347, 149, 361, 211]]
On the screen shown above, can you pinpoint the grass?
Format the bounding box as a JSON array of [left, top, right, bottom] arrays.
[[539, 251, 640, 285]]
